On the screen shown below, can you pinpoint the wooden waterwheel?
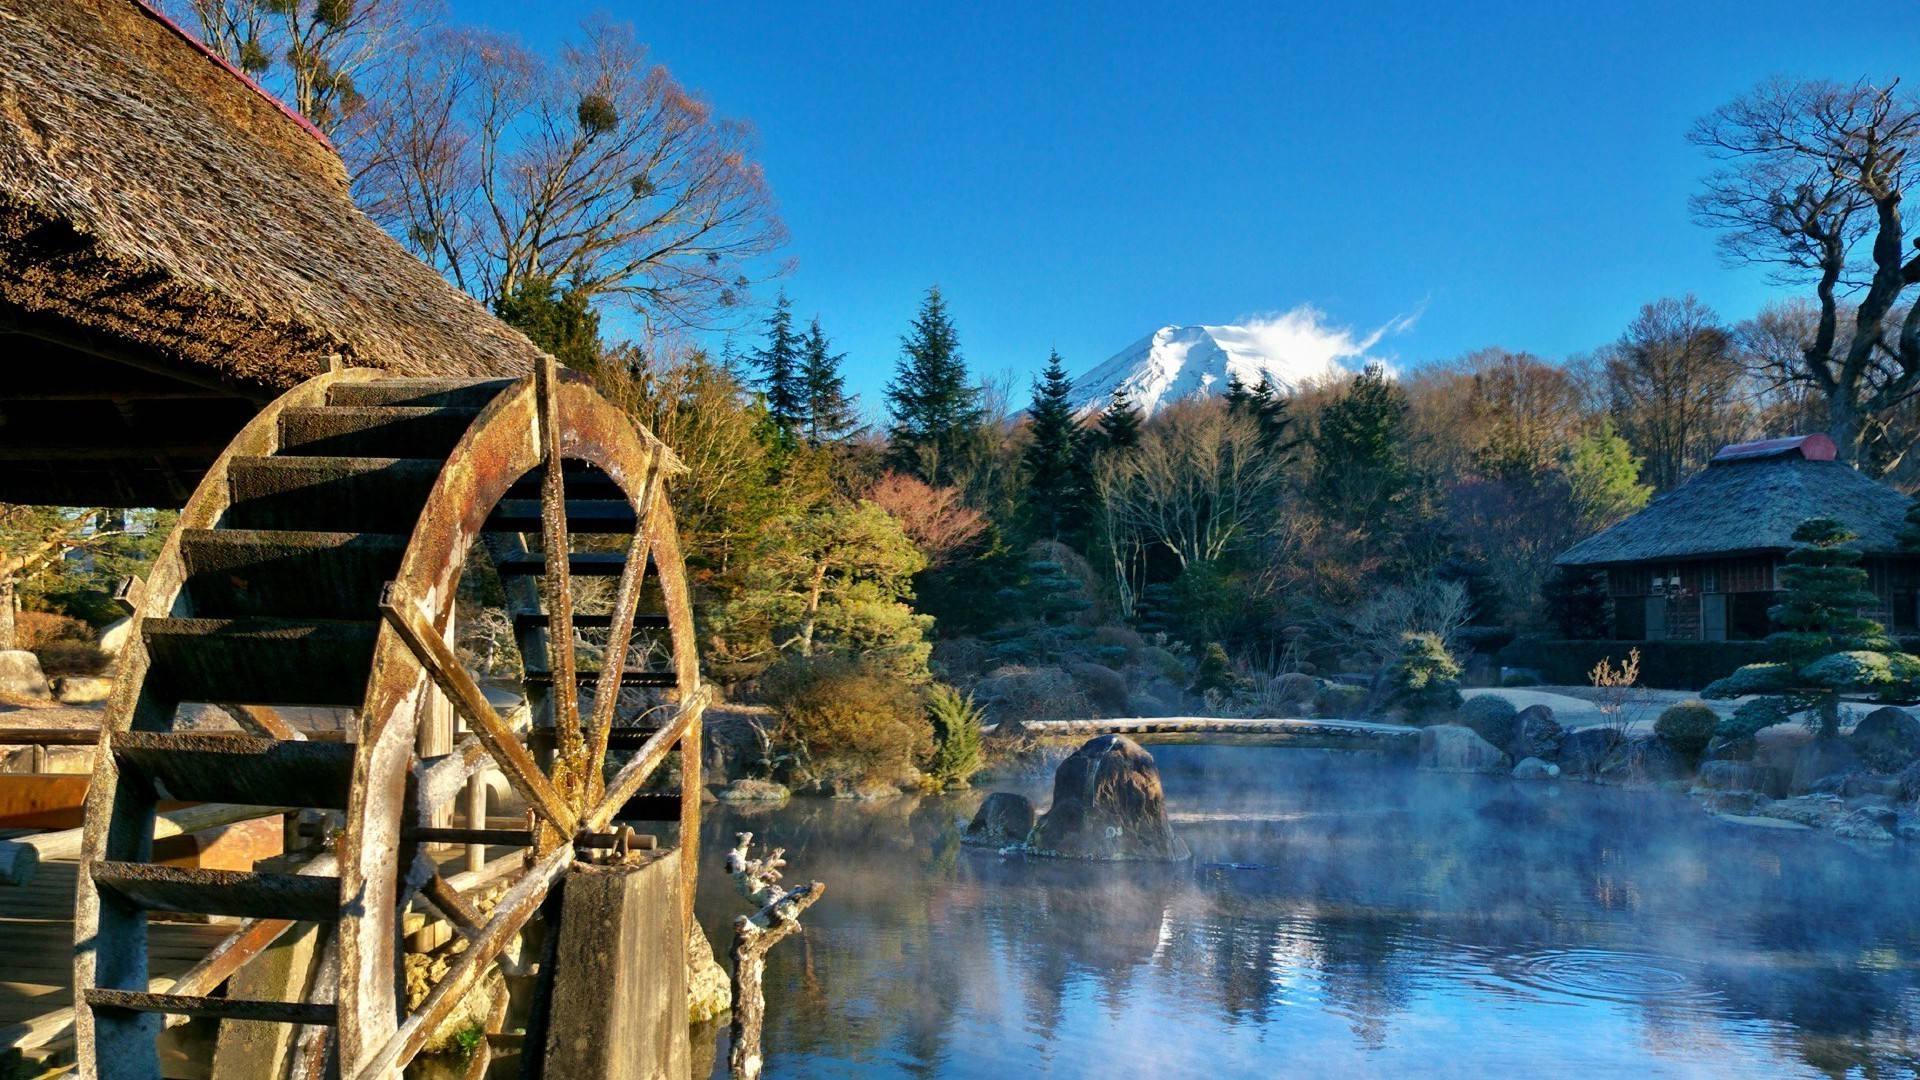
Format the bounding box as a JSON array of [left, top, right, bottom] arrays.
[[72, 363, 707, 1079]]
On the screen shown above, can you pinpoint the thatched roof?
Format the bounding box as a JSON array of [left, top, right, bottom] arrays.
[[0, 0, 543, 396], [1558, 439, 1915, 567]]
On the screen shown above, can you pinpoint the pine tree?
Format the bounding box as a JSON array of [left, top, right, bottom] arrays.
[[1769, 518, 1891, 667], [800, 317, 859, 444], [1022, 350, 1086, 543], [1310, 363, 1410, 527], [1245, 377, 1301, 456], [493, 272, 603, 372], [886, 286, 981, 484], [1097, 387, 1144, 450], [750, 291, 805, 433], [1223, 373, 1254, 413]]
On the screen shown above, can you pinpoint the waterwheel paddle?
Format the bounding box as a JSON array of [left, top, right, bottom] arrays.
[[73, 362, 706, 1079]]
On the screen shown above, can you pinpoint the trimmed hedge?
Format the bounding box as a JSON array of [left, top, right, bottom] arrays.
[[1495, 639, 1772, 691]]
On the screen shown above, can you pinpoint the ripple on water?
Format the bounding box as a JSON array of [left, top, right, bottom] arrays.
[[1489, 947, 1721, 1008]]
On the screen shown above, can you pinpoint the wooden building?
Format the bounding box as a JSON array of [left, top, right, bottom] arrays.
[[1554, 435, 1920, 641], [0, 0, 542, 508]]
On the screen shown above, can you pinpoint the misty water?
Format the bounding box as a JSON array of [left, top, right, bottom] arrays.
[[693, 748, 1920, 1078]]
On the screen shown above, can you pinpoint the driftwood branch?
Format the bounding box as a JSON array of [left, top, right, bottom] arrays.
[[726, 831, 824, 1080]]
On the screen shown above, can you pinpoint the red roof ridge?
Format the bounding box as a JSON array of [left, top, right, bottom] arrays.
[[127, 0, 336, 152]]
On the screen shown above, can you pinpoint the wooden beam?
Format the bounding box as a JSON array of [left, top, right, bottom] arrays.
[[379, 588, 577, 837], [585, 687, 709, 833]]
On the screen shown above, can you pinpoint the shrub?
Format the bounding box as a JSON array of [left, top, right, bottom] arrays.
[[35, 643, 110, 676], [974, 665, 1091, 728], [1090, 624, 1146, 660], [1315, 683, 1368, 719], [1388, 633, 1462, 720], [1457, 694, 1519, 749], [1272, 672, 1319, 707], [15, 611, 93, 650], [924, 683, 984, 789], [1702, 662, 1792, 699], [1497, 639, 1770, 691], [1715, 697, 1789, 745], [1655, 701, 1719, 762], [1065, 661, 1130, 715], [1138, 646, 1186, 684], [1500, 671, 1539, 688], [760, 655, 931, 786], [1190, 642, 1242, 696]]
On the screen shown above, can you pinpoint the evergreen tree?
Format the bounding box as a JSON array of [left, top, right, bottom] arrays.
[[800, 317, 859, 444], [886, 286, 981, 484], [1245, 376, 1302, 456], [1097, 386, 1144, 450], [1222, 373, 1254, 413], [749, 291, 806, 433], [1021, 350, 1086, 543], [1542, 566, 1613, 638], [1311, 363, 1411, 527], [493, 272, 603, 372], [1565, 421, 1652, 531]]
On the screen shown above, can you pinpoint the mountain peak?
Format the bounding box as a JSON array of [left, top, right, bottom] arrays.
[[1067, 309, 1386, 417]]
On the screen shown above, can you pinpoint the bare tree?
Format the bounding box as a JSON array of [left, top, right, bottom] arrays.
[[1691, 77, 1920, 473], [356, 18, 787, 333], [1406, 348, 1591, 480], [1602, 295, 1753, 491], [726, 833, 824, 1080]]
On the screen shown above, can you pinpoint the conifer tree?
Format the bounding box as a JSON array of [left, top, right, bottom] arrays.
[[1097, 387, 1144, 450], [1311, 364, 1410, 527], [1246, 376, 1302, 456], [800, 317, 859, 444], [750, 291, 805, 433], [886, 286, 981, 483], [1022, 350, 1086, 543], [494, 272, 603, 372]]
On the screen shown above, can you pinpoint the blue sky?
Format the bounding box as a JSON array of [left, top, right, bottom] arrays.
[[454, 0, 1911, 409]]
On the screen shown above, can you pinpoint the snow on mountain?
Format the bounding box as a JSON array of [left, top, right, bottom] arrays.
[[1067, 307, 1394, 418]]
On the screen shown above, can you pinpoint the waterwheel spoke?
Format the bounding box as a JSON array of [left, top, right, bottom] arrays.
[[349, 844, 574, 1080], [585, 685, 711, 832], [585, 453, 664, 802], [380, 588, 579, 836], [534, 357, 583, 803]]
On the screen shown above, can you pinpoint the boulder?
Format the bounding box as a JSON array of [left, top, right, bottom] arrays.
[[54, 675, 114, 705], [1848, 707, 1920, 773], [1511, 757, 1559, 780], [715, 778, 789, 802], [1416, 725, 1507, 774], [1597, 735, 1691, 785], [686, 924, 730, 1024], [1790, 739, 1860, 795], [1834, 806, 1897, 842], [98, 617, 134, 658], [1557, 726, 1621, 777], [0, 650, 51, 701], [1696, 760, 1786, 799], [963, 792, 1037, 847], [1508, 704, 1563, 761], [1028, 735, 1188, 860]]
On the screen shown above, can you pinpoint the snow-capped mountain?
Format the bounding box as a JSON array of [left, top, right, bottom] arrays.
[[1067, 309, 1388, 418]]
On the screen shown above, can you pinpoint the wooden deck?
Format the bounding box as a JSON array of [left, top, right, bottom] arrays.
[[1003, 716, 1421, 750], [0, 857, 232, 1071]]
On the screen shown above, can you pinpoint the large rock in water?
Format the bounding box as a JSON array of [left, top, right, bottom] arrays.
[[963, 792, 1037, 847], [1790, 738, 1859, 795], [1557, 727, 1620, 777], [1508, 705, 1564, 761], [1849, 707, 1920, 773], [1416, 724, 1507, 774], [0, 650, 50, 701], [1028, 735, 1188, 861]]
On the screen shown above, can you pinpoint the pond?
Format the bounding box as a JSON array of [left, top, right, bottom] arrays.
[[692, 747, 1920, 1078]]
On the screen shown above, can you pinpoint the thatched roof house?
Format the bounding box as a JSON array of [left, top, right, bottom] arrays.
[[0, 0, 545, 505], [1556, 435, 1920, 641]]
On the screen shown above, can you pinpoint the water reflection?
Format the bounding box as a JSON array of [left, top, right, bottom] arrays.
[[695, 748, 1920, 1078]]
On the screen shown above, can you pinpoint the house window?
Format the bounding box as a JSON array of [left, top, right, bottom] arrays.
[[1702, 566, 1718, 593]]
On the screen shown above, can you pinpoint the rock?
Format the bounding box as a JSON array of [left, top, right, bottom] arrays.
[[1511, 757, 1559, 780], [963, 792, 1037, 847], [1834, 806, 1898, 842], [0, 650, 51, 701], [686, 923, 730, 1024], [1416, 725, 1508, 774], [716, 778, 789, 802], [1557, 726, 1621, 777], [1696, 760, 1786, 799], [1790, 739, 1860, 795], [1028, 735, 1188, 861], [98, 617, 133, 658], [1759, 794, 1845, 830], [1598, 735, 1691, 786], [54, 675, 114, 704], [1508, 704, 1563, 761], [1848, 707, 1920, 773], [1840, 773, 1903, 800]]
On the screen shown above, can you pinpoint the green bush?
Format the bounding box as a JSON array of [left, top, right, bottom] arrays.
[[1314, 683, 1368, 719], [1500, 671, 1540, 688], [924, 683, 984, 789], [1389, 633, 1463, 720], [1654, 701, 1719, 762], [760, 655, 932, 787], [1137, 646, 1187, 684], [1190, 642, 1242, 696], [1496, 640, 1770, 690], [1457, 694, 1519, 749], [1272, 672, 1319, 706], [1702, 662, 1792, 698], [1715, 697, 1790, 744]]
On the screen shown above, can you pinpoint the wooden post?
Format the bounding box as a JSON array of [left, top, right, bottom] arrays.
[[541, 850, 690, 1080]]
